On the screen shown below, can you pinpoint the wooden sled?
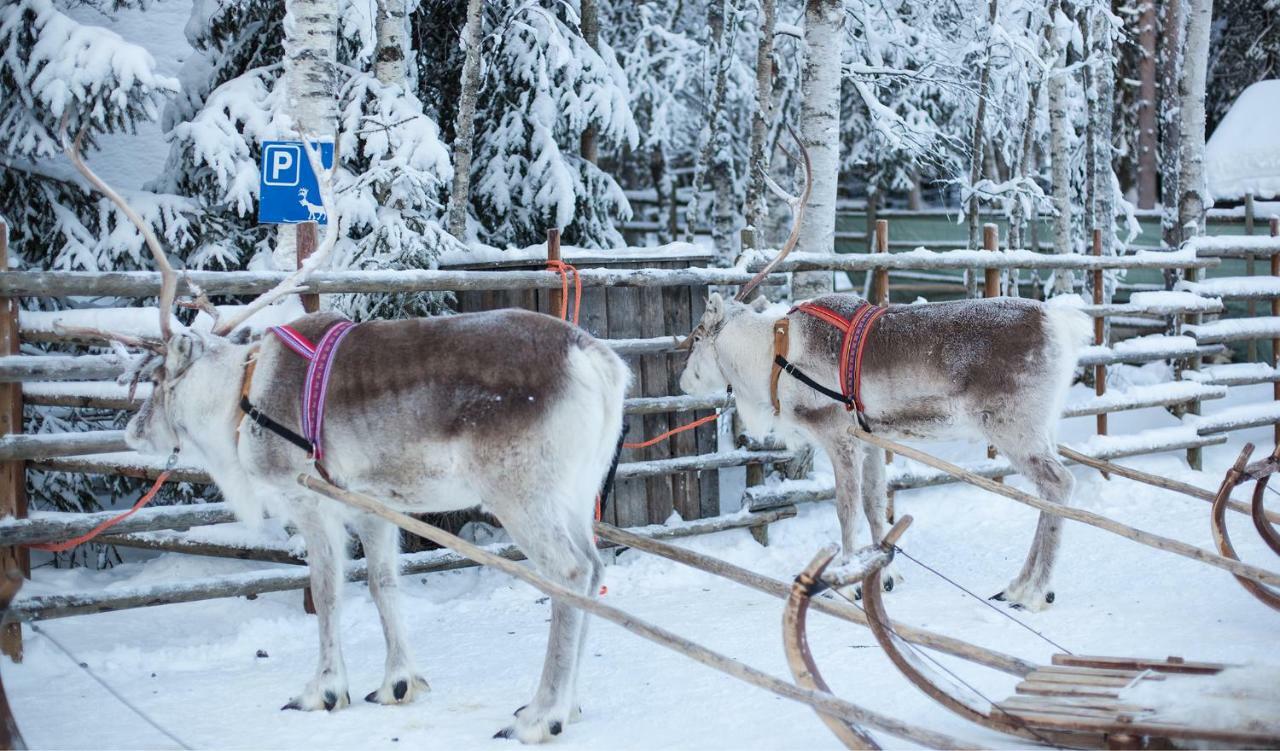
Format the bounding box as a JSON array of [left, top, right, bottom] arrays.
[[785, 517, 1280, 750], [1210, 442, 1280, 611]]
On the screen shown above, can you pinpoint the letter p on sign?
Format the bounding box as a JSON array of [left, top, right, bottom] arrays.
[[263, 144, 301, 186]]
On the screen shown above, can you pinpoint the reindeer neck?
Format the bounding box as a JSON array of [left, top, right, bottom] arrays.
[[713, 308, 777, 407]]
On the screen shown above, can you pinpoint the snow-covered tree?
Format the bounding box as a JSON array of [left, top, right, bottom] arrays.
[[469, 0, 638, 249]]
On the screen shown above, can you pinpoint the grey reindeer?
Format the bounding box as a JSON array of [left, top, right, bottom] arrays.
[[61, 124, 629, 744], [679, 139, 1091, 611]]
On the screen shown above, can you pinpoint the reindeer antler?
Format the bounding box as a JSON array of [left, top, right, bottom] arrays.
[[61, 115, 180, 342], [212, 138, 340, 336], [735, 124, 812, 303]]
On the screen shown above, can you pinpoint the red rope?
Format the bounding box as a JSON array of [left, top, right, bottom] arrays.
[[546, 260, 582, 325], [28, 471, 173, 552], [623, 412, 719, 450]]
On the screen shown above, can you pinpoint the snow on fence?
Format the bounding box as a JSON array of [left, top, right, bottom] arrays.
[[2, 219, 1277, 655]]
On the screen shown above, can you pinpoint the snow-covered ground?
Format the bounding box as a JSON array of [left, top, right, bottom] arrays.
[[6, 381, 1279, 749]]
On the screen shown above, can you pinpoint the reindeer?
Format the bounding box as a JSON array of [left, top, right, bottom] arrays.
[[297, 188, 326, 222], [679, 137, 1091, 611], [61, 124, 628, 743]]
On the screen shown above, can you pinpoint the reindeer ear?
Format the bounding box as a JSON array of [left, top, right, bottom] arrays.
[[705, 292, 726, 319]]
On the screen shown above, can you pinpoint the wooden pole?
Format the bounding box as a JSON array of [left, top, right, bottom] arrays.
[[297, 474, 974, 750], [0, 222, 25, 661], [1092, 229, 1108, 463], [848, 427, 1280, 588], [295, 222, 320, 314], [593, 522, 1035, 677], [1245, 194, 1256, 362], [874, 220, 895, 520], [982, 224, 1002, 480], [546, 228, 562, 318], [1272, 217, 1280, 447]]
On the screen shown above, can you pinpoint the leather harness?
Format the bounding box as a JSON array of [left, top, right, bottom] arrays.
[[769, 300, 887, 428], [237, 320, 357, 466]]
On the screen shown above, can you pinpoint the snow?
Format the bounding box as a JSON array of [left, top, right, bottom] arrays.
[[436, 241, 712, 268], [1126, 290, 1222, 313], [1186, 316, 1280, 343], [7, 384, 1280, 749], [1178, 276, 1280, 298], [1205, 80, 1280, 201], [1121, 664, 1280, 736]]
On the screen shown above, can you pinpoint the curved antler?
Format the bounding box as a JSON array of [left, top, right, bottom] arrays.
[[735, 124, 813, 303], [213, 138, 340, 336], [61, 116, 179, 342]]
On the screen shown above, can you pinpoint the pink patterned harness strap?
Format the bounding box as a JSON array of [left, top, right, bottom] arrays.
[[268, 320, 357, 462]]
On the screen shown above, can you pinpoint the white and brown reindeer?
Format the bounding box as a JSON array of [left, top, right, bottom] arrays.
[[679, 142, 1091, 611], [61, 124, 629, 743]]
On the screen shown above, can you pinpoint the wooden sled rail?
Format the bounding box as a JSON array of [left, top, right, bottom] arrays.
[[297, 474, 974, 750], [848, 428, 1280, 590], [1209, 443, 1280, 611]]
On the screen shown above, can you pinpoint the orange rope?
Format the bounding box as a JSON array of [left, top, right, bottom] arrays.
[[28, 471, 172, 552], [546, 260, 582, 325], [623, 412, 719, 450]]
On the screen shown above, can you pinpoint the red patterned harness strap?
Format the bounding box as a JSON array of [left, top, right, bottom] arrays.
[[790, 301, 887, 415], [268, 320, 357, 462]]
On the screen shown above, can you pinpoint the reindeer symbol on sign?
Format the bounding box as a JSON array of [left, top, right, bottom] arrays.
[[298, 189, 326, 222]]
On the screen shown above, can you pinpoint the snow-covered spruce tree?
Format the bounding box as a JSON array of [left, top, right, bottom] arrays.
[[0, 0, 212, 524], [156, 0, 457, 314], [469, 0, 638, 249]]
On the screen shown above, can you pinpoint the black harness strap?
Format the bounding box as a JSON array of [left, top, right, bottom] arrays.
[[773, 355, 872, 431], [597, 420, 629, 517], [240, 396, 314, 454]]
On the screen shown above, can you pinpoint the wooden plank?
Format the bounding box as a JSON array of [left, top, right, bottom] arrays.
[[1023, 671, 1137, 688], [1050, 654, 1227, 675], [691, 290, 719, 519], [663, 274, 698, 519], [605, 275, 648, 528], [0, 222, 25, 661], [1015, 681, 1121, 699], [993, 708, 1280, 746], [638, 261, 674, 523]]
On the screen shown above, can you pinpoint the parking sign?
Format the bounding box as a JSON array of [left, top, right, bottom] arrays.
[[258, 140, 335, 225]]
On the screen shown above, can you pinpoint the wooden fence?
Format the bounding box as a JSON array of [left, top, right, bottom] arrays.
[[1, 220, 1276, 660]]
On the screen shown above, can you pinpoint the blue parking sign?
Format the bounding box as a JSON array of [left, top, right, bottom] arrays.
[[258, 140, 335, 225]]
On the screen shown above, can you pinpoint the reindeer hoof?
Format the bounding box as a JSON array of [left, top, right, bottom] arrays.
[[366, 675, 429, 705], [1045, 591, 1055, 604], [494, 727, 513, 740], [989, 591, 1007, 602], [498, 706, 571, 743], [549, 721, 562, 737], [883, 578, 894, 592], [283, 680, 351, 712]]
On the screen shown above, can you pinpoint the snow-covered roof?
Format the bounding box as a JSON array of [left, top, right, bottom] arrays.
[[1206, 80, 1280, 201]]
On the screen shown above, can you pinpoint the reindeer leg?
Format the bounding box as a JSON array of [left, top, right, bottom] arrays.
[[493, 504, 597, 744], [861, 444, 902, 592], [990, 441, 1074, 611], [354, 515, 429, 706], [284, 509, 351, 712], [822, 435, 867, 599]]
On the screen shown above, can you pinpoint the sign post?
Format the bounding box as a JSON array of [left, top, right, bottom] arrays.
[[258, 140, 333, 314]]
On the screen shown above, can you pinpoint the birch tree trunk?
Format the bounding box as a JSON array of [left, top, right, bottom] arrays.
[[275, 0, 339, 271], [445, 0, 484, 241], [793, 0, 842, 300], [966, 0, 1000, 250], [374, 0, 408, 86], [743, 0, 776, 253], [1158, 0, 1184, 252], [1048, 7, 1075, 297], [1090, 5, 1116, 310], [579, 0, 600, 164], [1135, 0, 1158, 210], [1176, 0, 1212, 242]]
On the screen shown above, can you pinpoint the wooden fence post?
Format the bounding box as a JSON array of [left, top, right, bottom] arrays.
[[874, 220, 895, 520], [1245, 194, 1256, 362], [0, 223, 27, 661], [982, 224, 1002, 482], [1272, 217, 1279, 448], [1092, 229, 1107, 442], [296, 222, 320, 314], [546, 228, 562, 317]]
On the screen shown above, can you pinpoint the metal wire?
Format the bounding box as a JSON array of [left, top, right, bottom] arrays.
[[30, 623, 192, 750], [894, 546, 1075, 655]]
